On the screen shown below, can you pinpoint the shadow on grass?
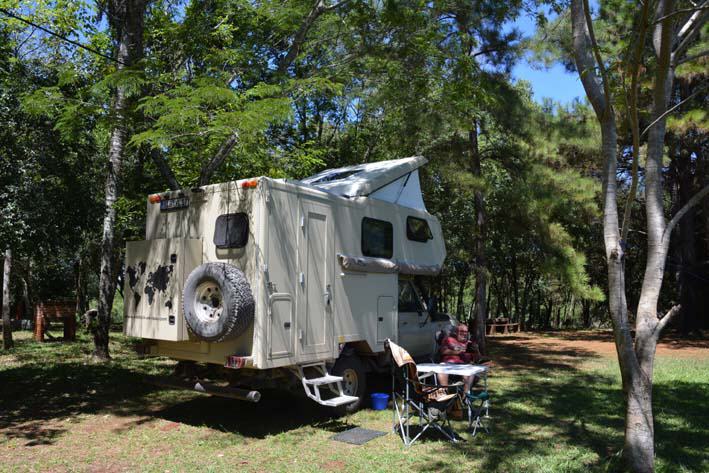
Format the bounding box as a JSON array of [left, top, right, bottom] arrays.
[[0, 335, 359, 445], [141, 389, 355, 438], [489, 334, 602, 374], [1, 333, 707, 472], [410, 336, 709, 473]]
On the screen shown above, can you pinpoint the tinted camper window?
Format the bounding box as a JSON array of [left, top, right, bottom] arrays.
[[214, 213, 249, 249], [406, 217, 432, 242], [362, 217, 393, 258]]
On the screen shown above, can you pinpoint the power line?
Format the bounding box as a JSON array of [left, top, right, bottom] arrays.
[[0, 7, 126, 66]]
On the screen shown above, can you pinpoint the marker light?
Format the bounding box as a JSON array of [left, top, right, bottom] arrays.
[[148, 194, 161, 204], [241, 179, 258, 189]]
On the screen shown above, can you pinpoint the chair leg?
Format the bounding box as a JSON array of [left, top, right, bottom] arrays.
[[466, 397, 491, 437]]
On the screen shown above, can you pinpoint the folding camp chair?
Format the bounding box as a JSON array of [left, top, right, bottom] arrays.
[[386, 339, 465, 446], [465, 389, 490, 436]]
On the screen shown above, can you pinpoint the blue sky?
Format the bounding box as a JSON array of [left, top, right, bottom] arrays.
[[510, 13, 586, 105]]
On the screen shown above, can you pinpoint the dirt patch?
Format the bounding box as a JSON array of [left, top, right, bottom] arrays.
[[321, 460, 346, 470], [157, 420, 181, 432], [490, 330, 709, 362], [85, 461, 132, 473]]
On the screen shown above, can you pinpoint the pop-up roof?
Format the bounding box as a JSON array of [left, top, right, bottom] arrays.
[[300, 156, 428, 210]]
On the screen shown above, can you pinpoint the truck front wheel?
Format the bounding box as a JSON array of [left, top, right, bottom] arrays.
[[331, 355, 367, 413]]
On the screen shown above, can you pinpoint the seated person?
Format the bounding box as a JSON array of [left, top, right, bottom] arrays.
[[437, 324, 481, 392]]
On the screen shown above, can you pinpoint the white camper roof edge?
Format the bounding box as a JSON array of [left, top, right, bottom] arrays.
[[299, 156, 427, 197], [298, 156, 429, 210]]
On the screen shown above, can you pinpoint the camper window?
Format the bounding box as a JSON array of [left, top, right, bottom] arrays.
[[406, 217, 432, 242], [214, 213, 249, 249], [362, 217, 393, 258]]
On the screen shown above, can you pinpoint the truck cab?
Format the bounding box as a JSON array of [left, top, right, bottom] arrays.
[[397, 278, 453, 359]]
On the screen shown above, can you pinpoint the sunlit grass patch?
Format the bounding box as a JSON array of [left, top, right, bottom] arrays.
[[0, 331, 706, 472]]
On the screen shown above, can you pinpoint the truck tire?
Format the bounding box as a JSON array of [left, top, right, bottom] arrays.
[[331, 355, 367, 414], [183, 262, 254, 342]]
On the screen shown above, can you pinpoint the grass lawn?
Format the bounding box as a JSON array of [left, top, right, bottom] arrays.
[[0, 329, 707, 473]]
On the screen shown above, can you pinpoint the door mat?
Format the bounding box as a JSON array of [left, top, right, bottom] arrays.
[[330, 427, 387, 445]]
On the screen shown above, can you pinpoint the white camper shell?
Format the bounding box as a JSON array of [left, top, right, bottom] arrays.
[[124, 156, 451, 409]]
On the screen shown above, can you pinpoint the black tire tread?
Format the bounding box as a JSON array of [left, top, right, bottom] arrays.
[[183, 263, 254, 343], [331, 355, 367, 414]]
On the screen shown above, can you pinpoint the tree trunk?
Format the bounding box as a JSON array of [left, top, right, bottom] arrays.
[[675, 149, 698, 335], [20, 274, 32, 320], [456, 273, 468, 320], [511, 252, 520, 321], [95, 0, 147, 360], [470, 121, 488, 354], [582, 300, 591, 328], [75, 257, 88, 317], [2, 249, 13, 350]]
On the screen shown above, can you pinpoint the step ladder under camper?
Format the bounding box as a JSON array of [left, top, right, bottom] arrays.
[[298, 363, 359, 407]]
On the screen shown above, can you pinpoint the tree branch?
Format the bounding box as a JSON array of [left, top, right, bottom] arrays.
[[198, 131, 240, 187], [672, 7, 709, 61], [656, 304, 680, 334], [149, 148, 181, 190], [663, 183, 709, 243], [674, 48, 709, 66], [570, 0, 608, 118], [621, 0, 651, 242], [276, 0, 350, 75], [583, 0, 613, 120], [653, 4, 709, 24], [640, 83, 708, 138]]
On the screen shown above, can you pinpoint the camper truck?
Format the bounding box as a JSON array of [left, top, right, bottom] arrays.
[[124, 156, 453, 410]]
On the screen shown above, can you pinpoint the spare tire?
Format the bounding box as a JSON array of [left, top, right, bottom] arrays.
[[183, 262, 254, 342]]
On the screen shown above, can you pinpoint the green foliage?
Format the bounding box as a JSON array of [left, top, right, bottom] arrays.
[[2, 0, 624, 327]]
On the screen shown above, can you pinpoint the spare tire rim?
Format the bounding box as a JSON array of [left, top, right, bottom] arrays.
[[341, 368, 358, 396], [194, 281, 223, 323]]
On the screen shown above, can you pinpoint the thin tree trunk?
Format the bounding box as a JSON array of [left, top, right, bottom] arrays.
[[511, 253, 520, 321], [75, 257, 88, 317], [456, 273, 468, 320], [470, 121, 488, 354], [675, 149, 698, 334], [555, 304, 561, 329], [2, 249, 13, 350], [95, 0, 147, 360]]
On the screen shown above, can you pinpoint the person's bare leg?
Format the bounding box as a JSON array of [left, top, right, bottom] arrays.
[[437, 373, 449, 386], [463, 376, 473, 393]]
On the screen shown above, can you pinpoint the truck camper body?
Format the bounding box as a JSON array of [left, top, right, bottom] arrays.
[[124, 156, 452, 408]]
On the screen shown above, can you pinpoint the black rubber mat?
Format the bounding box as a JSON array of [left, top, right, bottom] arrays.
[[330, 427, 388, 445]]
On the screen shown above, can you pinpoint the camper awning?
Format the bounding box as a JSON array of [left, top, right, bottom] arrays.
[[300, 157, 428, 210], [337, 254, 442, 276]]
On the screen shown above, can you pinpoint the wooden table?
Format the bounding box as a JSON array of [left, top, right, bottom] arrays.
[[34, 301, 77, 342], [486, 322, 520, 335]]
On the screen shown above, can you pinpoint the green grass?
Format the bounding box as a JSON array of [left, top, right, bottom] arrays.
[[0, 331, 706, 473]]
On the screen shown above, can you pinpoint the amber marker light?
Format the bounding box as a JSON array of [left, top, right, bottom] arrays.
[[241, 179, 258, 189], [148, 194, 161, 203]]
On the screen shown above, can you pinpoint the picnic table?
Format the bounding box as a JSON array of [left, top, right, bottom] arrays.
[[33, 301, 77, 342], [486, 320, 520, 335]]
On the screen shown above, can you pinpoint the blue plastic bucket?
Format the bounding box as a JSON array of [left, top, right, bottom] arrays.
[[371, 392, 390, 410]]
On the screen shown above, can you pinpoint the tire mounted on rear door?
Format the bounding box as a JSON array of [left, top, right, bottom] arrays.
[[183, 262, 255, 342]]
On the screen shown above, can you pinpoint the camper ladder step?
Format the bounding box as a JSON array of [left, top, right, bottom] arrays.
[[302, 374, 343, 386], [320, 395, 360, 407], [298, 363, 358, 407]]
